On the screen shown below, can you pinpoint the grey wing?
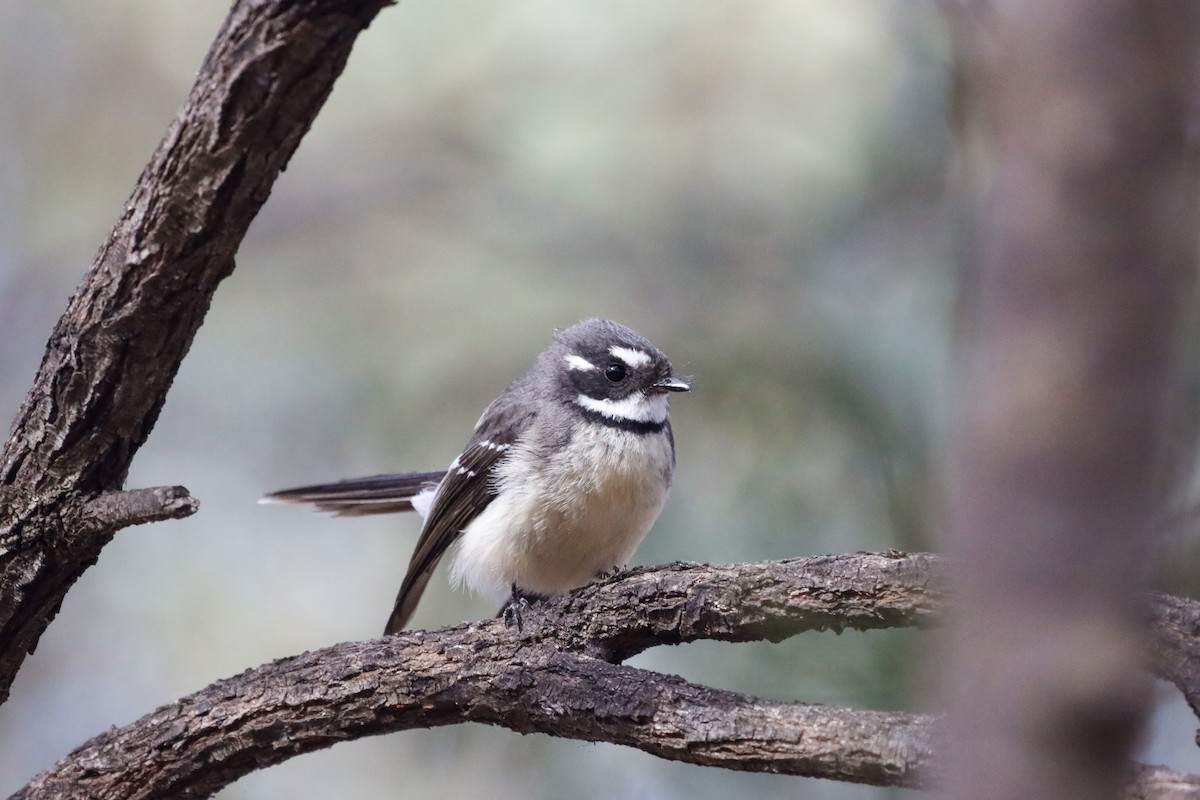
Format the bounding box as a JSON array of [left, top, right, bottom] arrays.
[[384, 390, 537, 634], [261, 472, 447, 516]]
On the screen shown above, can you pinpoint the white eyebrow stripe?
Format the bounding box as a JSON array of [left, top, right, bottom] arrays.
[[564, 354, 596, 371], [609, 346, 652, 367], [576, 392, 669, 424]]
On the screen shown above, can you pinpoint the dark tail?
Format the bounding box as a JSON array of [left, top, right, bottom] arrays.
[[384, 566, 437, 635], [260, 471, 446, 516]]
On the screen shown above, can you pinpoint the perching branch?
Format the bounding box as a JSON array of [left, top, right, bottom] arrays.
[[10, 553, 945, 799], [15, 554, 1200, 800], [530, 550, 945, 661], [0, 0, 395, 706]]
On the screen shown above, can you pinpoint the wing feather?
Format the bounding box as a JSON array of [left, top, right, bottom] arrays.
[[384, 390, 536, 633]]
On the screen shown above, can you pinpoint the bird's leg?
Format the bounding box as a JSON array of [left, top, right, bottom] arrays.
[[498, 583, 543, 632], [595, 564, 627, 580]]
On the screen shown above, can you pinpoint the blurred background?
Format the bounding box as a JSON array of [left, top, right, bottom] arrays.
[[0, 1, 1196, 798]]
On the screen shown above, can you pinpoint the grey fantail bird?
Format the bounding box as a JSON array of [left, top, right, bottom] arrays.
[[262, 318, 690, 634]]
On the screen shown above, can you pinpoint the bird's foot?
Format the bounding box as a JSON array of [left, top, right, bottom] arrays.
[[500, 597, 529, 632], [498, 584, 543, 632], [595, 564, 627, 580]]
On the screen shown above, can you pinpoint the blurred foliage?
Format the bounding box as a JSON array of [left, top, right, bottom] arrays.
[[8, 1, 1190, 798]]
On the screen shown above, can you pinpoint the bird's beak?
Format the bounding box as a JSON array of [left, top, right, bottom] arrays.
[[649, 376, 691, 394]]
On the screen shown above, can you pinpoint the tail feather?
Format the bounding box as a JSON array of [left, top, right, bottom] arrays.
[[260, 471, 446, 517], [384, 567, 436, 635]]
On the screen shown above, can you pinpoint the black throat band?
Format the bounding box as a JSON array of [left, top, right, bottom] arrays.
[[577, 407, 667, 436]]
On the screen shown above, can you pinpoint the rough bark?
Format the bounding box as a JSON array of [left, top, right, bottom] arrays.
[[15, 554, 1200, 800], [1149, 593, 1200, 730], [12, 553, 939, 799], [14, 642, 930, 799], [942, 3, 1198, 799], [0, 0, 395, 706]]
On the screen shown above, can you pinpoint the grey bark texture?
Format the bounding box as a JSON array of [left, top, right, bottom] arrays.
[[0, 0, 394, 706], [15, 555, 940, 799], [14, 554, 1200, 800]]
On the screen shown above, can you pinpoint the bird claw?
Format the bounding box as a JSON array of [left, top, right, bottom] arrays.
[[501, 596, 530, 632], [499, 584, 542, 632]]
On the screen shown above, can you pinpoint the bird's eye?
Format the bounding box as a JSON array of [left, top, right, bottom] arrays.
[[604, 362, 627, 383]]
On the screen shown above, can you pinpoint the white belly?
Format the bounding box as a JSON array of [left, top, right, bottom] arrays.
[[449, 425, 673, 602]]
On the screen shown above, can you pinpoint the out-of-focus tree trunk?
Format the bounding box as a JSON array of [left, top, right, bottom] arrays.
[[941, 3, 1198, 799]]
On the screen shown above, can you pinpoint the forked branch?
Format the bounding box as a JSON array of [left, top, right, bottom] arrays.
[[0, 0, 395, 706], [15, 554, 1200, 799]]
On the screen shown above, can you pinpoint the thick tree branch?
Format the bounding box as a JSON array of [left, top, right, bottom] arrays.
[[1149, 593, 1200, 730], [0, 0, 394, 705], [1127, 767, 1200, 800], [15, 554, 1200, 800], [540, 550, 945, 662], [10, 553, 948, 799], [15, 640, 935, 800]]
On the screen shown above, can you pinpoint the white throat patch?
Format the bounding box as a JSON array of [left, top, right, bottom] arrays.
[[576, 391, 669, 424]]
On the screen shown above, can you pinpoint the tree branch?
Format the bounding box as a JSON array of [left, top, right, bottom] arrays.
[[0, 0, 394, 706], [14, 640, 936, 800], [15, 554, 1200, 800], [1148, 593, 1200, 733], [539, 550, 945, 662], [71, 486, 199, 536], [1127, 767, 1200, 800]]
